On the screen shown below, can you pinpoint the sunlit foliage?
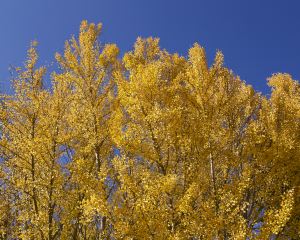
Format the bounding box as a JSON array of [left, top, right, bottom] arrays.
[[0, 21, 299, 239]]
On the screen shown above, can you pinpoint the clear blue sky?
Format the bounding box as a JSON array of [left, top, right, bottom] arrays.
[[0, 0, 299, 94]]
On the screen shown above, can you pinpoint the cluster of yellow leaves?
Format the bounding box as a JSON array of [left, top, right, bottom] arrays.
[[0, 21, 299, 239]]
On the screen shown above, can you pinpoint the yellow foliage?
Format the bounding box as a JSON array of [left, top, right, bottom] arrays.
[[0, 21, 299, 239]]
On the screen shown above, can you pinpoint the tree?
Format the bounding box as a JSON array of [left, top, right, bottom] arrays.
[[54, 20, 119, 239], [0, 42, 65, 239]]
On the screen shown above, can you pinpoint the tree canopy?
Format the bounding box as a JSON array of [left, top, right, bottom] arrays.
[[0, 21, 299, 240]]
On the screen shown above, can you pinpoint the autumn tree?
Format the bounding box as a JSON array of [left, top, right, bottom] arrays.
[[0, 42, 66, 239], [54, 20, 120, 239]]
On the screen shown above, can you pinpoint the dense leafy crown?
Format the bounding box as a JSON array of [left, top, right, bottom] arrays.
[[0, 21, 299, 240]]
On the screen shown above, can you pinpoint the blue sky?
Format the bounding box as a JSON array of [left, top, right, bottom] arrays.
[[0, 0, 299, 94]]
